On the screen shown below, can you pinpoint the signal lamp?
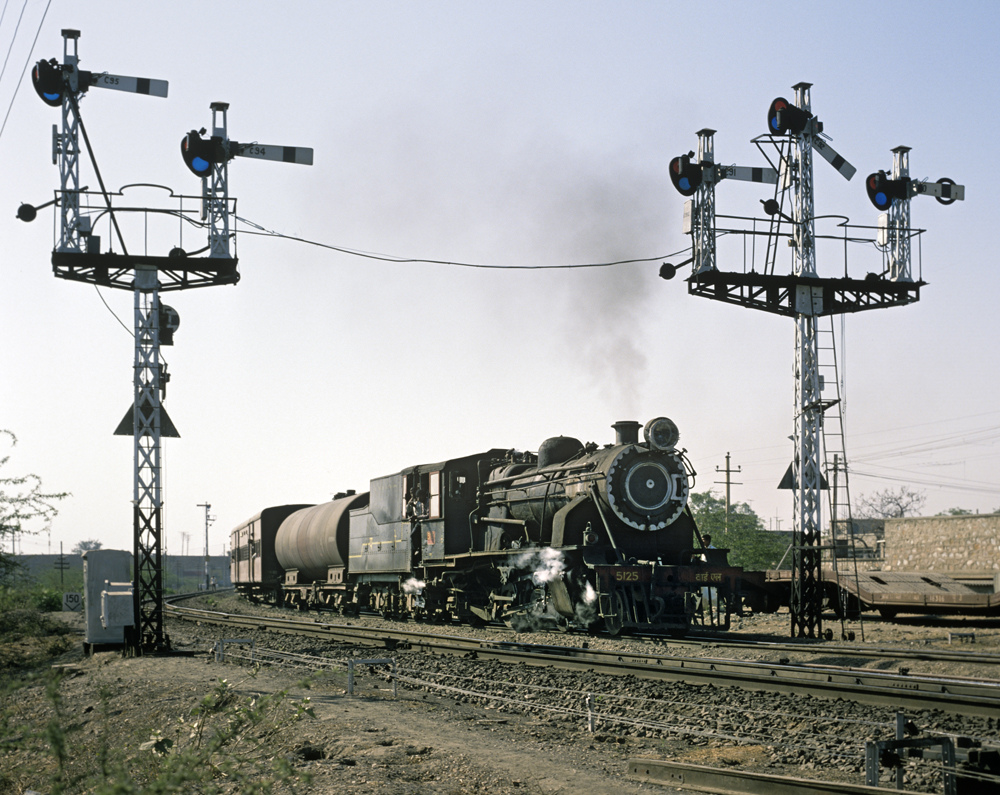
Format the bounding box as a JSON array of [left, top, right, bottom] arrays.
[[658, 262, 676, 280], [767, 97, 811, 135], [865, 170, 909, 211], [32, 59, 64, 107], [159, 305, 180, 345], [181, 130, 224, 176], [669, 153, 702, 196]]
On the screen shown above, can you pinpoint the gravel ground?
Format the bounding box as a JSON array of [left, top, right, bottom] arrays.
[[3, 597, 998, 794]]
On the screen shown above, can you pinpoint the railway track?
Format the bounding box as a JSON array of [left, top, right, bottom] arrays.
[[668, 631, 1000, 667], [165, 598, 1000, 717]]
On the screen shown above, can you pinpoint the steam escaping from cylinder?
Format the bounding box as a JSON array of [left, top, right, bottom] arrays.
[[574, 581, 598, 625], [402, 577, 426, 608], [515, 547, 566, 585], [510, 548, 601, 630]]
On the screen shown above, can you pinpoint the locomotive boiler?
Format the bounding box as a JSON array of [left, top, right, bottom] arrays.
[[230, 416, 742, 634]]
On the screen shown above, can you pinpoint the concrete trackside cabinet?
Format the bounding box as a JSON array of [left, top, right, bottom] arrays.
[[82, 549, 132, 652]]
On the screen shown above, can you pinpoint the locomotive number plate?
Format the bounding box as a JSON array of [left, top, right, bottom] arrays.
[[596, 566, 650, 584]]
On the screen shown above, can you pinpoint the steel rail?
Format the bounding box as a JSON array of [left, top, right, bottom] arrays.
[[628, 759, 901, 794], [668, 633, 1000, 666], [165, 601, 1000, 717], [170, 591, 1000, 666]]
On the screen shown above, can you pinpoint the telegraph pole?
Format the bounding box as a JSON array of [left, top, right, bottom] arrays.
[[714, 452, 742, 536], [197, 502, 214, 590]]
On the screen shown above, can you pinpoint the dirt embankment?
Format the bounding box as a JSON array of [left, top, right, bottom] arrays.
[[2, 604, 998, 794]]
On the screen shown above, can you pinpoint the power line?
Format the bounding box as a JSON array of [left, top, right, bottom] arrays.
[[235, 214, 689, 271], [0, 0, 51, 142], [0, 0, 28, 90]]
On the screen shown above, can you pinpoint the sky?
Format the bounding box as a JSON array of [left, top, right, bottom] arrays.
[[2, 1, 999, 559]]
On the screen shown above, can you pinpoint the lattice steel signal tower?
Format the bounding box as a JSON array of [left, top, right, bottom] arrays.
[[664, 82, 963, 638], [20, 30, 313, 654]]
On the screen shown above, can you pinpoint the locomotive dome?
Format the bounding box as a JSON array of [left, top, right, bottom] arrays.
[[537, 435, 584, 468]]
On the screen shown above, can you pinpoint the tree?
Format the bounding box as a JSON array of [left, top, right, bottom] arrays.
[[854, 486, 926, 519], [0, 431, 68, 582], [688, 490, 789, 570], [71, 539, 102, 555], [937, 507, 974, 517]]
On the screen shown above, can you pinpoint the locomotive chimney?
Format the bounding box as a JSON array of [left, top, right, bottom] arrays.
[[612, 420, 641, 445]]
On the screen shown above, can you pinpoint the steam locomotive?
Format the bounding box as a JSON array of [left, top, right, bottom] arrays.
[[230, 417, 743, 634]]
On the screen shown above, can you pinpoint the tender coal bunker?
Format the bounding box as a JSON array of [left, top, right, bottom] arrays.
[[623, 461, 671, 512]]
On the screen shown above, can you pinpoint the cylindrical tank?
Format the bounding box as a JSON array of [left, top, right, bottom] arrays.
[[275, 492, 368, 582]]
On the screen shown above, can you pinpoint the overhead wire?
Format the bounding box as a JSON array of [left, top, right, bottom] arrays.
[[234, 214, 688, 271], [0, 0, 50, 142], [0, 0, 25, 88]]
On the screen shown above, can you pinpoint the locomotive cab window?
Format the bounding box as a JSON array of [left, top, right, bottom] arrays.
[[404, 471, 442, 519]]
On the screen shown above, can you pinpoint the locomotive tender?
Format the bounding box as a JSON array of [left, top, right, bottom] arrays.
[[231, 417, 742, 634]]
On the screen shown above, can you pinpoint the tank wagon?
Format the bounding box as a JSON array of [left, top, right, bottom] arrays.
[[230, 417, 742, 634]]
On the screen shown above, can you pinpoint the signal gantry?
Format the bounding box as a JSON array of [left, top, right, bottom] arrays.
[[18, 29, 314, 654], [665, 82, 964, 639]]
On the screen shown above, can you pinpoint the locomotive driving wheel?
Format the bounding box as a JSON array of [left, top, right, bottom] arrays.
[[603, 587, 626, 636]]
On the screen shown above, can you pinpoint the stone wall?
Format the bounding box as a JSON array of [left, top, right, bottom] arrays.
[[881, 514, 1000, 572]]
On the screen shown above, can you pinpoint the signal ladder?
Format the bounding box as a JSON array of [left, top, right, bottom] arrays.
[[817, 317, 867, 639]]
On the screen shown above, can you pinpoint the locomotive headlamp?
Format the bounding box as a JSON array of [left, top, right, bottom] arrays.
[[643, 417, 680, 451]]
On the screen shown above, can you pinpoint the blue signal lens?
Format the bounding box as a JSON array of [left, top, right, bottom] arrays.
[[43, 91, 60, 101], [876, 192, 889, 208], [679, 177, 691, 191], [192, 156, 210, 173]]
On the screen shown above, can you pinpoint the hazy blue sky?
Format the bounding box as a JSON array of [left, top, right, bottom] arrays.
[[2, 1, 998, 557]]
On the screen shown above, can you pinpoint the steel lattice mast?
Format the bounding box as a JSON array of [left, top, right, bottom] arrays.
[[668, 82, 963, 638], [22, 29, 314, 652], [787, 84, 825, 638], [25, 30, 234, 653], [132, 268, 166, 647]]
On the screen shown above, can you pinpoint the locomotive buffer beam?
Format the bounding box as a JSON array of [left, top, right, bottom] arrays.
[[52, 250, 239, 291], [687, 269, 923, 317]]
